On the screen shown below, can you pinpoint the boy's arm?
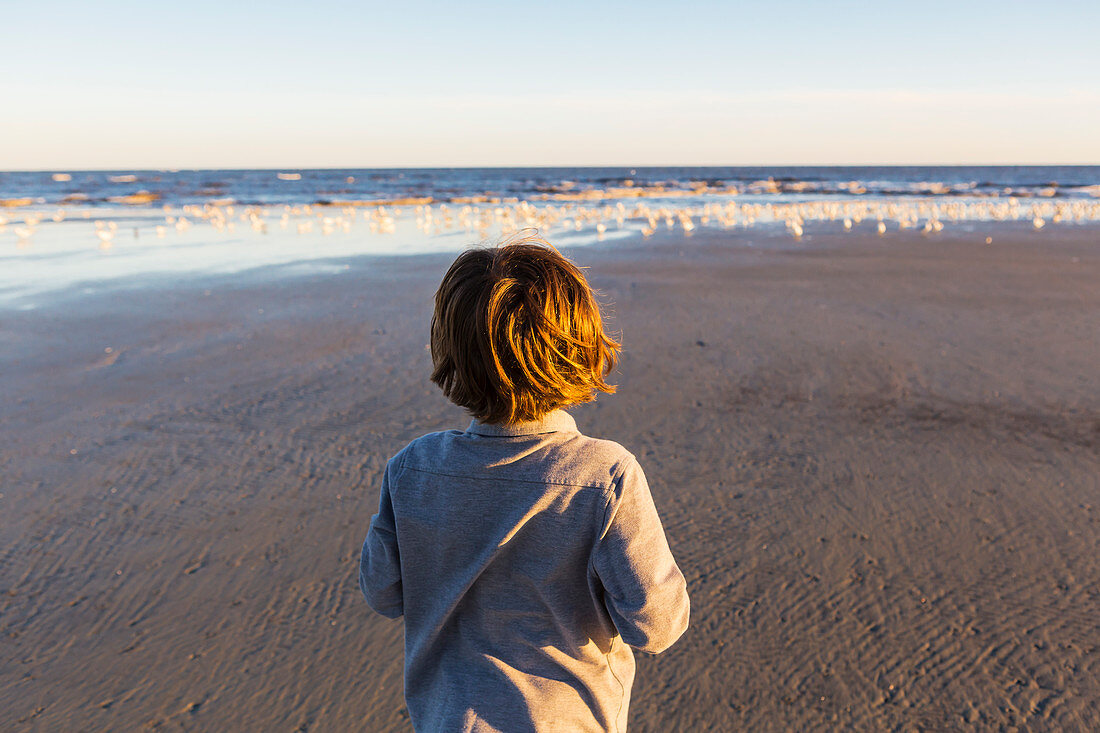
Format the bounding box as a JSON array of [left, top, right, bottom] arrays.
[[592, 455, 689, 654], [359, 459, 403, 618]]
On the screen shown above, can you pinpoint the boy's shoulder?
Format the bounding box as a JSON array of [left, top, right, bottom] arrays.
[[550, 431, 639, 483], [387, 428, 463, 467]]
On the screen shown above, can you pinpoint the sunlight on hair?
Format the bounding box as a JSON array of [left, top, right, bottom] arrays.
[[431, 230, 621, 424]]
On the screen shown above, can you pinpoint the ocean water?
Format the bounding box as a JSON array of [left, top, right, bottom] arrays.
[[1, 167, 1098, 308], [3, 166, 1100, 209]]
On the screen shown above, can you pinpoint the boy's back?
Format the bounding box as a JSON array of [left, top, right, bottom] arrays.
[[359, 235, 689, 731], [360, 410, 688, 732]]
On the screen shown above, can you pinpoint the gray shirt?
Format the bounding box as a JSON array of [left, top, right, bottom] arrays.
[[359, 410, 689, 732]]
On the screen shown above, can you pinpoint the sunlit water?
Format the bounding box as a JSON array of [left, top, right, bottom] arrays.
[[0, 207, 641, 308]]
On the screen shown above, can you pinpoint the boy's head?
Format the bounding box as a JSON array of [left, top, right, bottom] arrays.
[[431, 232, 620, 425]]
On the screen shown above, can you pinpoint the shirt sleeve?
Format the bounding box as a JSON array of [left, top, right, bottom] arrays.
[[592, 455, 689, 653], [359, 458, 404, 618]]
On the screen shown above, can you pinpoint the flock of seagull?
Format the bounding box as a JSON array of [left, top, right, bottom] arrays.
[[2, 194, 1098, 250]]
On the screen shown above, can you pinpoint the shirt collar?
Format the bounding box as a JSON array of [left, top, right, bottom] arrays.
[[466, 409, 577, 437]]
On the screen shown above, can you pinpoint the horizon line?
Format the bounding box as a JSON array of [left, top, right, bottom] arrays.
[[4, 162, 1100, 173]]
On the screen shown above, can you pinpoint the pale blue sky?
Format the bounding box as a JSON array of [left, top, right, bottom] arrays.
[[3, 0, 1098, 168]]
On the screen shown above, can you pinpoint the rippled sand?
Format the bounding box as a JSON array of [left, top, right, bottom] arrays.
[[2, 226, 1098, 730]]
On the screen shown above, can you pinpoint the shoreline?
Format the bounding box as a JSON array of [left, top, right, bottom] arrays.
[[3, 216, 1097, 312]]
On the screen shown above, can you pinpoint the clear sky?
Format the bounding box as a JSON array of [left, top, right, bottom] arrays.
[[3, 0, 1098, 168]]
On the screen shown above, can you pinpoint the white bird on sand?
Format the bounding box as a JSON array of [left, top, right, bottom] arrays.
[[95, 224, 115, 249], [877, 221, 887, 235]]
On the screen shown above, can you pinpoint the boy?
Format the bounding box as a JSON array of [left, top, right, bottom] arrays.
[[359, 233, 689, 732]]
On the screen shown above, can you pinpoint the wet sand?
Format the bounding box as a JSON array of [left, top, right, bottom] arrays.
[[2, 225, 1098, 731]]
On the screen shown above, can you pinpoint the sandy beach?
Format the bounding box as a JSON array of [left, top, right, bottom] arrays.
[[2, 225, 1098, 730]]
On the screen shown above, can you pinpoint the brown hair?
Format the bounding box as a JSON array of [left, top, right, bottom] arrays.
[[430, 232, 620, 424]]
